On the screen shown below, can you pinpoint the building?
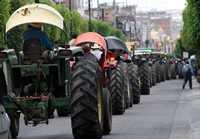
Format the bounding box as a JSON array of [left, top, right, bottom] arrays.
[[53, 0, 84, 10]]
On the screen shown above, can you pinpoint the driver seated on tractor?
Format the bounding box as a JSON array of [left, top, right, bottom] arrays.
[[78, 42, 103, 62], [22, 23, 54, 63], [23, 23, 53, 50]]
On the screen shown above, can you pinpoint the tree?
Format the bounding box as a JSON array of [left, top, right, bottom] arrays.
[[0, 0, 10, 48], [181, 0, 200, 63], [1, 0, 125, 49], [7, 0, 26, 50]]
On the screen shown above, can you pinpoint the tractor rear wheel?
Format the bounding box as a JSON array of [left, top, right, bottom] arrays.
[[128, 64, 140, 104], [109, 64, 125, 115], [151, 64, 156, 86], [10, 113, 20, 139], [102, 88, 112, 135], [139, 63, 150, 95], [71, 60, 104, 139], [119, 63, 132, 108], [155, 62, 161, 83], [0, 68, 7, 97], [0, 68, 20, 139]]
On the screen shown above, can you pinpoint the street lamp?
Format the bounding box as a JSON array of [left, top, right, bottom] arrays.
[[88, 0, 92, 31]]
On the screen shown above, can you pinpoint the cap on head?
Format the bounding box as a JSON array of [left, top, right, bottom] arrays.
[[30, 23, 43, 28]]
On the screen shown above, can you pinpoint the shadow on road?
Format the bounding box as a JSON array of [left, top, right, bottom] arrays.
[[18, 134, 73, 139]]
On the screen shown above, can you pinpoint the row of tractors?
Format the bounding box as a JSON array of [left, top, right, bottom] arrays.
[[133, 48, 178, 92], [0, 3, 179, 139]]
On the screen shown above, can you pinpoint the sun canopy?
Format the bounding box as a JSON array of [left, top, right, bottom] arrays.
[[75, 32, 107, 50], [6, 3, 64, 32], [105, 36, 129, 53]]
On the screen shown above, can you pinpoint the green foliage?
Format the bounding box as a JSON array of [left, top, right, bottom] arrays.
[[0, 0, 125, 49], [181, 0, 200, 64], [174, 38, 184, 58], [0, 0, 10, 48], [7, 0, 26, 50]]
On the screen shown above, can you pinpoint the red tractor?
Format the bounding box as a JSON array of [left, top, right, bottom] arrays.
[[70, 32, 114, 139], [105, 36, 141, 110]]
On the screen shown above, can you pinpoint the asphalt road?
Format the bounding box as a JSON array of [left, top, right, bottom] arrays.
[[18, 79, 199, 139]]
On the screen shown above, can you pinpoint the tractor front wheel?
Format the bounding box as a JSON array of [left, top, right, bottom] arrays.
[[102, 88, 112, 135]]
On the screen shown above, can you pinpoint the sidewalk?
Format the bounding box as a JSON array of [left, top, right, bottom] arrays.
[[169, 79, 200, 139], [188, 80, 200, 139]]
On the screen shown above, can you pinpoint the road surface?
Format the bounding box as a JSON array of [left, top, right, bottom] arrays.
[[18, 79, 199, 139]]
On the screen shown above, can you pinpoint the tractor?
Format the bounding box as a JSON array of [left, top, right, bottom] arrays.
[[134, 48, 151, 95], [0, 3, 112, 139], [71, 32, 113, 138], [105, 36, 140, 107]]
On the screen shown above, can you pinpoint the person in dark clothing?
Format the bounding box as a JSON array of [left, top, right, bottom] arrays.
[[182, 61, 193, 89], [23, 23, 53, 50]]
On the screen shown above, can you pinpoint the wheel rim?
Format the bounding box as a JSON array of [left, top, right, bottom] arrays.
[[97, 82, 103, 124], [127, 81, 131, 100]]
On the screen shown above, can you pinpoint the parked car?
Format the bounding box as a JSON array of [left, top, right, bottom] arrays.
[[0, 103, 11, 139]]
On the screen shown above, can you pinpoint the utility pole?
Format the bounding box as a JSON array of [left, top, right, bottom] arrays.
[[101, 8, 105, 21], [69, 0, 72, 10], [129, 25, 132, 41], [97, 0, 100, 20], [112, 0, 116, 27], [88, 0, 92, 31]]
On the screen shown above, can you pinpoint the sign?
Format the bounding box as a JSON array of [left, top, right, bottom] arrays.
[[183, 52, 189, 58]]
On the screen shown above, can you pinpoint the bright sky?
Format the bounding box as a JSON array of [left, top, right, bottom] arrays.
[[98, 0, 187, 11]]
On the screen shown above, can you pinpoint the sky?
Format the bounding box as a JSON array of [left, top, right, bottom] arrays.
[[97, 0, 187, 11]]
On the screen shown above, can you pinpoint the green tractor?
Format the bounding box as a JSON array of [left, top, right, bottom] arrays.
[[134, 48, 152, 95], [1, 3, 112, 139]]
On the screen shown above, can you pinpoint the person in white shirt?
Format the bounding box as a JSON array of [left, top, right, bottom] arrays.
[[182, 60, 193, 89]]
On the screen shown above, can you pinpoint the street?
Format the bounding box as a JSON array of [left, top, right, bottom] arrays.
[[18, 79, 199, 139]]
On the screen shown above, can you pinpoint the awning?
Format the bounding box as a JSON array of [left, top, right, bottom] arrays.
[[105, 36, 129, 53], [6, 3, 64, 32], [75, 32, 107, 50]]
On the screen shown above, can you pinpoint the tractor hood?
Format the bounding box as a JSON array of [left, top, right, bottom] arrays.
[[105, 36, 129, 53], [6, 3, 64, 32]]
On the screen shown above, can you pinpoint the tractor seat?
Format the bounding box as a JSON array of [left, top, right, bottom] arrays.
[[23, 39, 46, 64]]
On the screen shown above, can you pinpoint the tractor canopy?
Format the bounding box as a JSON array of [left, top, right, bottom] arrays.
[[6, 3, 64, 33], [105, 36, 129, 54], [134, 48, 156, 55], [74, 32, 107, 51]]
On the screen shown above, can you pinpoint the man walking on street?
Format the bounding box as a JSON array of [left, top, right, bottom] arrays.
[[182, 60, 193, 89]]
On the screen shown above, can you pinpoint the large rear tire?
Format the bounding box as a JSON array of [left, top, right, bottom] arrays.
[[102, 88, 112, 135], [0, 68, 7, 97], [0, 68, 20, 139], [139, 62, 150, 95], [10, 113, 20, 139], [128, 64, 140, 104], [155, 61, 161, 83], [151, 64, 156, 86], [70, 60, 104, 139], [109, 64, 125, 115]]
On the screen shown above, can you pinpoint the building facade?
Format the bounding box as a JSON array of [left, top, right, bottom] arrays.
[[53, 0, 84, 10]]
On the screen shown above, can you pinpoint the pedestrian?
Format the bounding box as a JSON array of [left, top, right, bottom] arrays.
[[182, 60, 193, 89]]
